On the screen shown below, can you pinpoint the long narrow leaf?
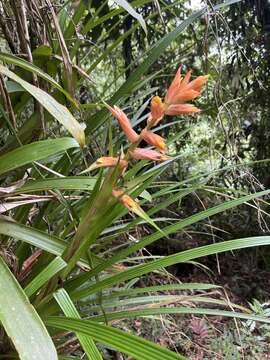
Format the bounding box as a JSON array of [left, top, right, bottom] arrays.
[[24, 257, 67, 297], [15, 177, 97, 194], [54, 289, 102, 360], [89, 307, 270, 325], [114, 0, 147, 33], [0, 65, 85, 147], [0, 256, 57, 360], [0, 52, 76, 105], [72, 236, 270, 300], [46, 317, 186, 360], [0, 138, 79, 176]]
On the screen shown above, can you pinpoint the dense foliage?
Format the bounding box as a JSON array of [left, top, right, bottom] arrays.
[[0, 0, 270, 359]]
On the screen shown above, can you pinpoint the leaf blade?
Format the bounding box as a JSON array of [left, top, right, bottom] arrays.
[[0, 256, 57, 360], [0, 137, 79, 176], [0, 65, 85, 147]]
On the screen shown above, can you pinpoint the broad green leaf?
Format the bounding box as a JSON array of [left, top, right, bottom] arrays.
[[0, 137, 79, 176], [24, 257, 67, 297], [0, 255, 57, 360], [46, 317, 186, 360], [0, 65, 85, 147], [54, 289, 102, 360], [0, 52, 76, 105], [114, 0, 147, 34]]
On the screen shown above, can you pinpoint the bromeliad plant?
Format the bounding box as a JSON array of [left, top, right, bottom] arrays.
[[59, 68, 208, 278], [1, 2, 270, 360]]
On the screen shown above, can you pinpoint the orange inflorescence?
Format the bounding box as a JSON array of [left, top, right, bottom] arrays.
[[90, 66, 208, 214]]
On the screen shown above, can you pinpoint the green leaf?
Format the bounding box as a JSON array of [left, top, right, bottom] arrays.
[[0, 255, 57, 360], [32, 45, 53, 57], [0, 52, 76, 105], [0, 217, 100, 269], [24, 257, 67, 297], [114, 0, 147, 34], [72, 236, 270, 300], [86, 283, 221, 303], [90, 307, 270, 325], [15, 177, 97, 194], [46, 317, 186, 360], [0, 138, 79, 176], [73, 189, 270, 281], [54, 289, 102, 360], [0, 65, 85, 147]]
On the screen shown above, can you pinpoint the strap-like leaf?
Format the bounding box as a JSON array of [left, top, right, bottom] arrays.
[[24, 257, 67, 297], [0, 65, 85, 147], [46, 317, 186, 360], [0, 255, 57, 360], [0, 137, 79, 176], [54, 289, 102, 360], [114, 0, 147, 34]]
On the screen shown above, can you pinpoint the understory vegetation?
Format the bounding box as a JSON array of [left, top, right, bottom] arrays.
[[0, 0, 270, 359]]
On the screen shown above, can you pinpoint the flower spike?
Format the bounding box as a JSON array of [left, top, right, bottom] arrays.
[[164, 67, 209, 116]]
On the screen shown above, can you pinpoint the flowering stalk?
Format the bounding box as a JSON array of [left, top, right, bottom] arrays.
[[58, 65, 208, 280], [85, 67, 208, 214]]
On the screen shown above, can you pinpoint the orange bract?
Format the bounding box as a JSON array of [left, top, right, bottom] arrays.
[[108, 105, 139, 143], [129, 148, 171, 161], [112, 189, 139, 212], [141, 129, 167, 152], [149, 96, 165, 126], [165, 104, 201, 116], [96, 157, 128, 168], [164, 67, 208, 116]]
